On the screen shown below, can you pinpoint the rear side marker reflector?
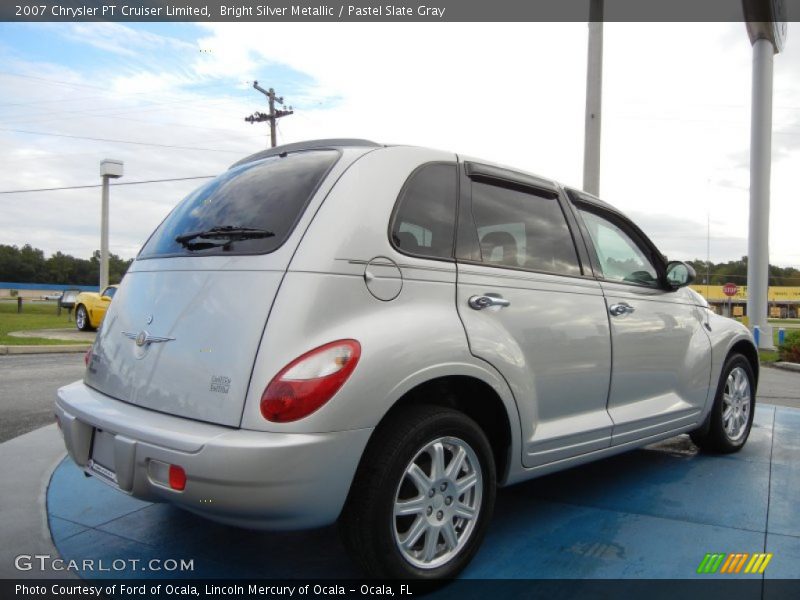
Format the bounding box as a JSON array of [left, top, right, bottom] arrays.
[[169, 465, 187, 491], [260, 339, 361, 423]]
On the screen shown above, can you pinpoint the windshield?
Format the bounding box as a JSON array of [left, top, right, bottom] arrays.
[[139, 150, 339, 258]]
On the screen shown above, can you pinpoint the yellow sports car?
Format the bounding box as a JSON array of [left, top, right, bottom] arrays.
[[74, 285, 118, 331]]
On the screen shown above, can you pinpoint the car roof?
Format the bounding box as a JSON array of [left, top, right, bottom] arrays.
[[230, 139, 383, 169], [229, 140, 620, 216]]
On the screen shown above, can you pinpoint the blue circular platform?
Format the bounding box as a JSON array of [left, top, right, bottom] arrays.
[[47, 404, 800, 579]]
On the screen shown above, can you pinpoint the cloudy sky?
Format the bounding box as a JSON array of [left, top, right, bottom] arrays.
[[1, 21, 799, 267]]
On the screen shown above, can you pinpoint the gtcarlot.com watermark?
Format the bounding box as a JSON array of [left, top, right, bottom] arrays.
[[15, 554, 194, 573]]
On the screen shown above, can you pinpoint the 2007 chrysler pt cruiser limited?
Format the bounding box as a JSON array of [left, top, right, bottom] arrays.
[[56, 139, 758, 578]]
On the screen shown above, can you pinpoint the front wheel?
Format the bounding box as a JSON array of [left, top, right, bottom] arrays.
[[339, 405, 496, 579], [75, 305, 93, 331], [691, 353, 755, 453]]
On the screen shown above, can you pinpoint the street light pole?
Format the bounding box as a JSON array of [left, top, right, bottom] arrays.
[[743, 12, 786, 349], [582, 0, 603, 196], [99, 159, 123, 291], [746, 37, 775, 349]]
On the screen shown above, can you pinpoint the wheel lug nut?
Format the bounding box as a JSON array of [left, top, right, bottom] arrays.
[[445, 497, 452, 505], [440, 483, 447, 491], [428, 489, 435, 497], [426, 507, 432, 516], [437, 511, 443, 520]]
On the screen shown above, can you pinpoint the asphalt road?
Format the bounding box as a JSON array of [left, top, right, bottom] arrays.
[[758, 364, 800, 408], [0, 353, 798, 444], [0, 353, 84, 443]]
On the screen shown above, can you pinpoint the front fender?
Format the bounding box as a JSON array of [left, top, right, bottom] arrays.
[[704, 311, 758, 415]]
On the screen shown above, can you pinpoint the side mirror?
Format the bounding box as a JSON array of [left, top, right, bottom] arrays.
[[665, 261, 696, 289], [101, 295, 112, 302]]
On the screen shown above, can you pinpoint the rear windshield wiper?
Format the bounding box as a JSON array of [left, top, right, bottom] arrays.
[[175, 226, 274, 250]]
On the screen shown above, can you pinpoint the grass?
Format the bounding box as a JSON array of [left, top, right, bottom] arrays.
[[0, 300, 82, 345], [760, 349, 780, 364], [768, 319, 800, 328]]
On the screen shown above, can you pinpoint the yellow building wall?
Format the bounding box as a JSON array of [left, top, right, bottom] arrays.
[[690, 285, 800, 302]]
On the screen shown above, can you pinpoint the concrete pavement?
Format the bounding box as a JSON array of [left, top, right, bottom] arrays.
[[0, 328, 94, 355], [8, 328, 95, 342], [0, 424, 70, 579], [759, 365, 800, 409]]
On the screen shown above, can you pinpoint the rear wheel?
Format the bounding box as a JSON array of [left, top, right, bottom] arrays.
[[339, 405, 496, 579], [691, 353, 755, 453], [75, 305, 93, 331]]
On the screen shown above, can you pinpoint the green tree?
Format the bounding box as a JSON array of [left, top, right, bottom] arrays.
[[0, 244, 133, 285]]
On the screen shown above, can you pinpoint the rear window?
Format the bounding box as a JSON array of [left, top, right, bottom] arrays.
[[139, 150, 339, 258]]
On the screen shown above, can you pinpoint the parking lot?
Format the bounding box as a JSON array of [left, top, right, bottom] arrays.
[[1, 353, 799, 586]]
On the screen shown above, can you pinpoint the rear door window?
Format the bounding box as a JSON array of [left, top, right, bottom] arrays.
[[139, 150, 339, 258], [389, 163, 457, 260]]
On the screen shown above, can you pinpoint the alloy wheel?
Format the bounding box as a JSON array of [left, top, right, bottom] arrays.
[[392, 436, 483, 570], [722, 366, 751, 442]]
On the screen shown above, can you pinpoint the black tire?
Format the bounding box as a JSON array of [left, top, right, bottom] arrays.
[[690, 353, 756, 453], [339, 405, 496, 579], [75, 305, 93, 331]]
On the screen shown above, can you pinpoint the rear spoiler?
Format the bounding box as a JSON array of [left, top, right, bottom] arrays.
[[230, 139, 382, 169]]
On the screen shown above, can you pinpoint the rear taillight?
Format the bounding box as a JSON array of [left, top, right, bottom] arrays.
[[260, 340, 361, 423], [84, 349, 92, 366]]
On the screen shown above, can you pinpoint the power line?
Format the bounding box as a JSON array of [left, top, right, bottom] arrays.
[[0, 70, 253, 98], [0, 128, 245, 153], [1, 111, 265, 139], [0, 71, 109, 91], [0, 93, 245, 126], [0, 94, 105, 109], [0, 71, 254, 121], [0, 175, 215, 195]]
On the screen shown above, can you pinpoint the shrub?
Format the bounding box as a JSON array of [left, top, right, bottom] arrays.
[[778, 330, 800, 363], [9, 289, 18, 297]]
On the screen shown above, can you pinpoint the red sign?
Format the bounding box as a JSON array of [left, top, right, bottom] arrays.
[[723, 283, 738, 297]]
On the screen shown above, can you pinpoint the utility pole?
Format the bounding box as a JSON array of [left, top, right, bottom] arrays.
[[244, 81, 294, 148]]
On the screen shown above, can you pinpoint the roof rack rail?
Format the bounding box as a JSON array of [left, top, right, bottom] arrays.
[[230, 138, 381, 169]]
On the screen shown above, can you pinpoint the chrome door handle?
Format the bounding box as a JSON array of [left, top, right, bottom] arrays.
[[609, 302, 635, 316], [468, 294, 511, 310]]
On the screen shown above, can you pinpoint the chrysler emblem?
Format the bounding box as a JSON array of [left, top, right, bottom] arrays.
[[122, 330, 175, 347]]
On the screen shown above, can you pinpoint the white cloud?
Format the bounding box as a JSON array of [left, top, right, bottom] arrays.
[[1, 21, 799, 269], [60, 22, 194, 58]]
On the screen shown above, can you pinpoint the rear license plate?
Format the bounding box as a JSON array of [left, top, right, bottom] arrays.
[[89, 429, 117, 484]]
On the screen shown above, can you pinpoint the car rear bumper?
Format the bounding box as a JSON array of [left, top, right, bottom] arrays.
[[55, 380, 372, 530]]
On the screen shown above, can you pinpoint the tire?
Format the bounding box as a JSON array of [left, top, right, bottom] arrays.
[[75, 305, 93, 331], [690, 353, 755, 453], [339, 405, 496, 579]]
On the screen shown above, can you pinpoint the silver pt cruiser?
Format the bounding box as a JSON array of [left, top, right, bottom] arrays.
[[56, 139, 758, 579]]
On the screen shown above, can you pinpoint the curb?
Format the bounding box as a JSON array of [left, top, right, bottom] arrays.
[[0, 344, 90, 355], [774, 361, 800, 373]]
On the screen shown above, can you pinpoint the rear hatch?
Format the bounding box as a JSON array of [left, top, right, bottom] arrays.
[[85, 148, 354, 427]]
